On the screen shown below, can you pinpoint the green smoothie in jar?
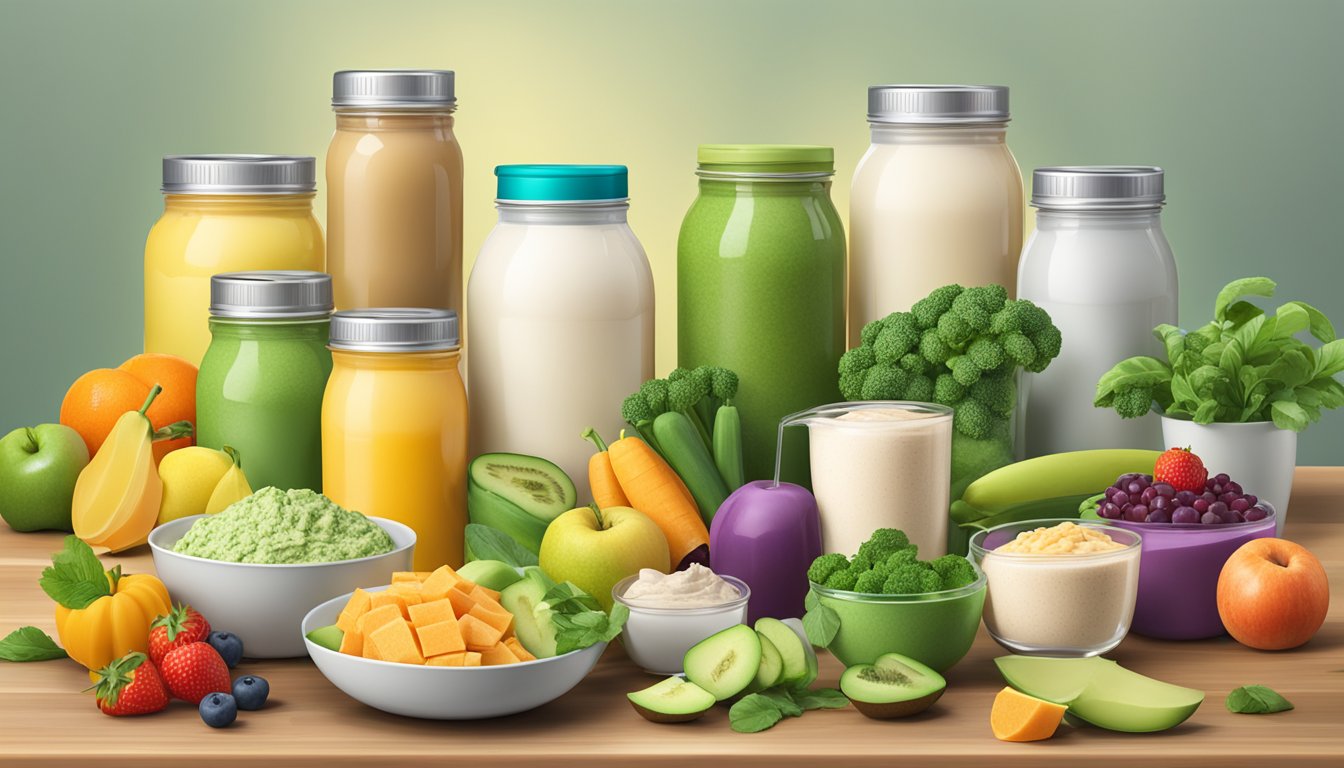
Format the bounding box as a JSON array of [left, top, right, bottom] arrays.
[[196, 271, 333, 492], [677, 146, 846, 487]]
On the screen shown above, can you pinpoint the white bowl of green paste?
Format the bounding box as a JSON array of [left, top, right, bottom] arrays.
[[149, 487, 415, 658]]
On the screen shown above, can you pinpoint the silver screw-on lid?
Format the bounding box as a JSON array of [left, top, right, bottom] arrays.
[[210, 272, 333, 319], [867, 85, 1009, 124], [329, 308, 460, 352], [162, 155, 316, 194], [332, 70, 456, 109], [1031, 166, 1165, 210]]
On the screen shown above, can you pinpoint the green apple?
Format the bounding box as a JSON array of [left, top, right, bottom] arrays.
[[0, 424, 90, 532], [539, 505, 670, 611]]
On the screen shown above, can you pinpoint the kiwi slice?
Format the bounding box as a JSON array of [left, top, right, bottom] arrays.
[[683, 625, 762, 701], [627, 677, 717, 723], [470, 453, 576, 520], [305, 624, 343, 652], [754, 617, 809, 685], [840, 652, 947, 719]]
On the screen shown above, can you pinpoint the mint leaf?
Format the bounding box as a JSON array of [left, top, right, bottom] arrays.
[[0, 627, 67, 662], [1226, 685, 1293, 714], [38, 536, 111, 610], [729, 693, 785, 733], [760, 688, 803, 718], [546, 582, 627, 655], [790, 686, 849, 711], [802, 602, 840, 647], [464, 524, 538, 568]]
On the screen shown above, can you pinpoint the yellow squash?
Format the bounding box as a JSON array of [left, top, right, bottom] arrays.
[[54, 568, 170, 672]]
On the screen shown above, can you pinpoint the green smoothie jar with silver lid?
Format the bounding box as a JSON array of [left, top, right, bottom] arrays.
[[196, 271, 334, 492], [677, 145, 846, 489]]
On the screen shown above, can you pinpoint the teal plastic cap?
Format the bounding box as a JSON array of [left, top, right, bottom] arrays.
[[495, 164, 628, 201]]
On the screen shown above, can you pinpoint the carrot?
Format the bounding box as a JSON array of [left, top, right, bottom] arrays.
[[607, 430, 710, 566], [582, 427, 631, 508]]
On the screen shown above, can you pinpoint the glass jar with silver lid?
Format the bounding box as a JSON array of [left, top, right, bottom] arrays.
[[1018, 166, 1179, 457]]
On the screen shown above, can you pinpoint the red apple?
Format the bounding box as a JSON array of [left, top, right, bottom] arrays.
[[1217, 538, 1329, 650]]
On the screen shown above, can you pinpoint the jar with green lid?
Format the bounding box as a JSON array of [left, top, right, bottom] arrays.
[[196, 271, 334, 492], [677, 145, 846, 488]]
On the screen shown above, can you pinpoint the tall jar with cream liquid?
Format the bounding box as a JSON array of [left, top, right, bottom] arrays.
[[326, 70, 463, 313], [849, 85, 1023, 344]]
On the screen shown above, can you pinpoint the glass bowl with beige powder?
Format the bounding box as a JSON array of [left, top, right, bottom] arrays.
[[969, 519, 1141, 657]]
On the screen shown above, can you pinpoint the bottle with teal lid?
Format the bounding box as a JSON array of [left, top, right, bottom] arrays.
[[196, 271, 334, 492], [677, 145, 846, 488]]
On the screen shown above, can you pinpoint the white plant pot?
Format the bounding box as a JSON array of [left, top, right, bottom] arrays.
[[1160, 416, 1297, 535]]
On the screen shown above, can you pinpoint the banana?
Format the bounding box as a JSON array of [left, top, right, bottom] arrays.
[[959, 449, 1162, 515]]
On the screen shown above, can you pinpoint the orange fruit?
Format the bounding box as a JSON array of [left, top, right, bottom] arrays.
[[60, 353, 197, 464]]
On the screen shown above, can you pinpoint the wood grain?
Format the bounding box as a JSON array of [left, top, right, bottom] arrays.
[[2, 468, 1341, 767]]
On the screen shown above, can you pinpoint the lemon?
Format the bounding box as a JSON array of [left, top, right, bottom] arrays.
[[157, 447, 233, 524], [205, 447, 253, 515]]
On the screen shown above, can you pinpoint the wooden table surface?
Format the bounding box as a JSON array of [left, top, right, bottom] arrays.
[[2, 468, 1341, 767]]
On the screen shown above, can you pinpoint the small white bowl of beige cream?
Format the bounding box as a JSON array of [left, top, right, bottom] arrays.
[[613, 564, 750, 675], [969, 519, 1141, 657]]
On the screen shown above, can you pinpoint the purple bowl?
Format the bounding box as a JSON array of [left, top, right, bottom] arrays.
[[1103, 505, 1276, 640]]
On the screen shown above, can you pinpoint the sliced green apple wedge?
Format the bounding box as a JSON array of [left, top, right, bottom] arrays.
[[995, 656, 1203, 733]]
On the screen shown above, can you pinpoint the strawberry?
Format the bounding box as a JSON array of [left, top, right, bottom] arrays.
[[1154, 446, 1208, 492], [159, 641, 231, 704], [148, 603, 211, 666], [91, 652, 169, 716]]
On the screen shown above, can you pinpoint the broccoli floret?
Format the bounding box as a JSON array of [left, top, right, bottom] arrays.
[[666, 376, 706, 412], [640, 379, 669, 414], [622, 392, 655, 426], [1002, 332, 1036, 368], [668, 366, 690, 382], [910, 284, 964, 329], [874, 324, 920, 367], [905, 374, 934, 402], [857, 528, 911, 563], [854, 569, 886, 594], [953, 397, 993, 439], [884, 548, 919, 569], [848, 552, 873, 574], [1026, 325, 1063, 372], [966, 337, 1006, 371], [950, 285, 1007, 332], [930, 555, 977, 590], [860, 318, 885, 347], [1112, 386, 1155, 419], [839, 370, 866, 400], [937, 313, 974, 347], [881, 564, 943, 595], [898, 353, 930, 375], [989, 299, 1030, 335], [807, 553, 849, 584], [970, 375, 1016, 417], [710, 367, 739, 402], [825, 569, 858, 591], [919, 327, 954, 364], [933, 373, 967, 406], [950, 355, 982, 387], [838, 345, 876, 376], [861, 366, 909, 400]]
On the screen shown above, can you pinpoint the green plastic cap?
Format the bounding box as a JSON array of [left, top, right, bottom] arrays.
[[696, 144, 834, 174]]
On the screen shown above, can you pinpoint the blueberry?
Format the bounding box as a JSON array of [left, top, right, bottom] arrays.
[[199, 692, 237, 728], [208, 631, 244, 668], [233, 675, 270, 711]]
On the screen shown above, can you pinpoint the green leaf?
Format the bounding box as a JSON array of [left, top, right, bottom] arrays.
[[1271, 302, 1309, 340], [760, 688, 803, 718], [1226, 685, 1294, 714], [1154, 324, 1186, 362], [802, 603, 840, 647], [38, 536, 111, 610], [463, 524, 538, 568], [1215, 277, 1276, 322], [789, 686, 849, 711], [1169, 373, 1199, 412], [1314, 339, 1344, 379], [729, 694, 786, 733], [1285, 301, 1336, 342], [0, 627, 67, 662], [804, 589, 819, 612], [1223, 300, 1265, 328], [1193, 399, 1220, 424], [545, 581, 628, 655], [1094, 357, 1172, 403], [1271, 400, 1310, 432]]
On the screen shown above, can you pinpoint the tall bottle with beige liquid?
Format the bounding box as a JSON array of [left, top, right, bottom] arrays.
[[849, 85, 1024, 343], [326, 70, 463, 312]]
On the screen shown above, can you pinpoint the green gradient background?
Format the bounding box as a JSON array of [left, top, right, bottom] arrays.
[[1, 0, 1341, 463]]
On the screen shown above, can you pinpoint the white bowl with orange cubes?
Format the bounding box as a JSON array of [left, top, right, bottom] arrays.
[[301, 564, 608, 719]]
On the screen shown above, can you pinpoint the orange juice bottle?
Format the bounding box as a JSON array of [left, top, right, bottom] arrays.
[[321, 309, 467, 569]]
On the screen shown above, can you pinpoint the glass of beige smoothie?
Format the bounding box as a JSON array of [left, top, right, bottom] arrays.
[[780, 401, 953, 558], [969, 519, 1141, 657]]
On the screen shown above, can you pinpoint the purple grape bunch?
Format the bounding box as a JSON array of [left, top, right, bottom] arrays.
[[1096, 472, 1270, 525]]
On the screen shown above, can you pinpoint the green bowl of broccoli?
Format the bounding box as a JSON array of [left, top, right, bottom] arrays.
[[803, 529, 987, 672]]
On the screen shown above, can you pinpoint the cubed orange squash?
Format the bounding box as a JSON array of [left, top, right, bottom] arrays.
[[470, 584, 501, 603], [336, 588, 374, 633], [389, 582, 425, 605], [415, 571, 433, 581], [421, 565, 462, 600], [368, 591, 411, 620], [468, 602, 514, 635], [990, 687, 1067, 742], [426, 652, 466, 667], [446, 587, 476, 617], [407, 598, 456, 628], [339, 627, 364, 656], [504, 637, 536, 662], [479, 642, 520, 666], [362, 638, 383, 660], [459, 613, 505, 650], [369, 619, 425, 665], [415, 619, 466, 657], [462, 651, 482, 667], [357, 603, 406, 638], [391, 572, 420, 584]]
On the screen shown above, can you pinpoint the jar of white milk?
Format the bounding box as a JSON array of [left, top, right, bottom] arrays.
[[1018, 167, 1178, 456], [848, 85, 1023, 345], [467, 165, 655, 498]]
